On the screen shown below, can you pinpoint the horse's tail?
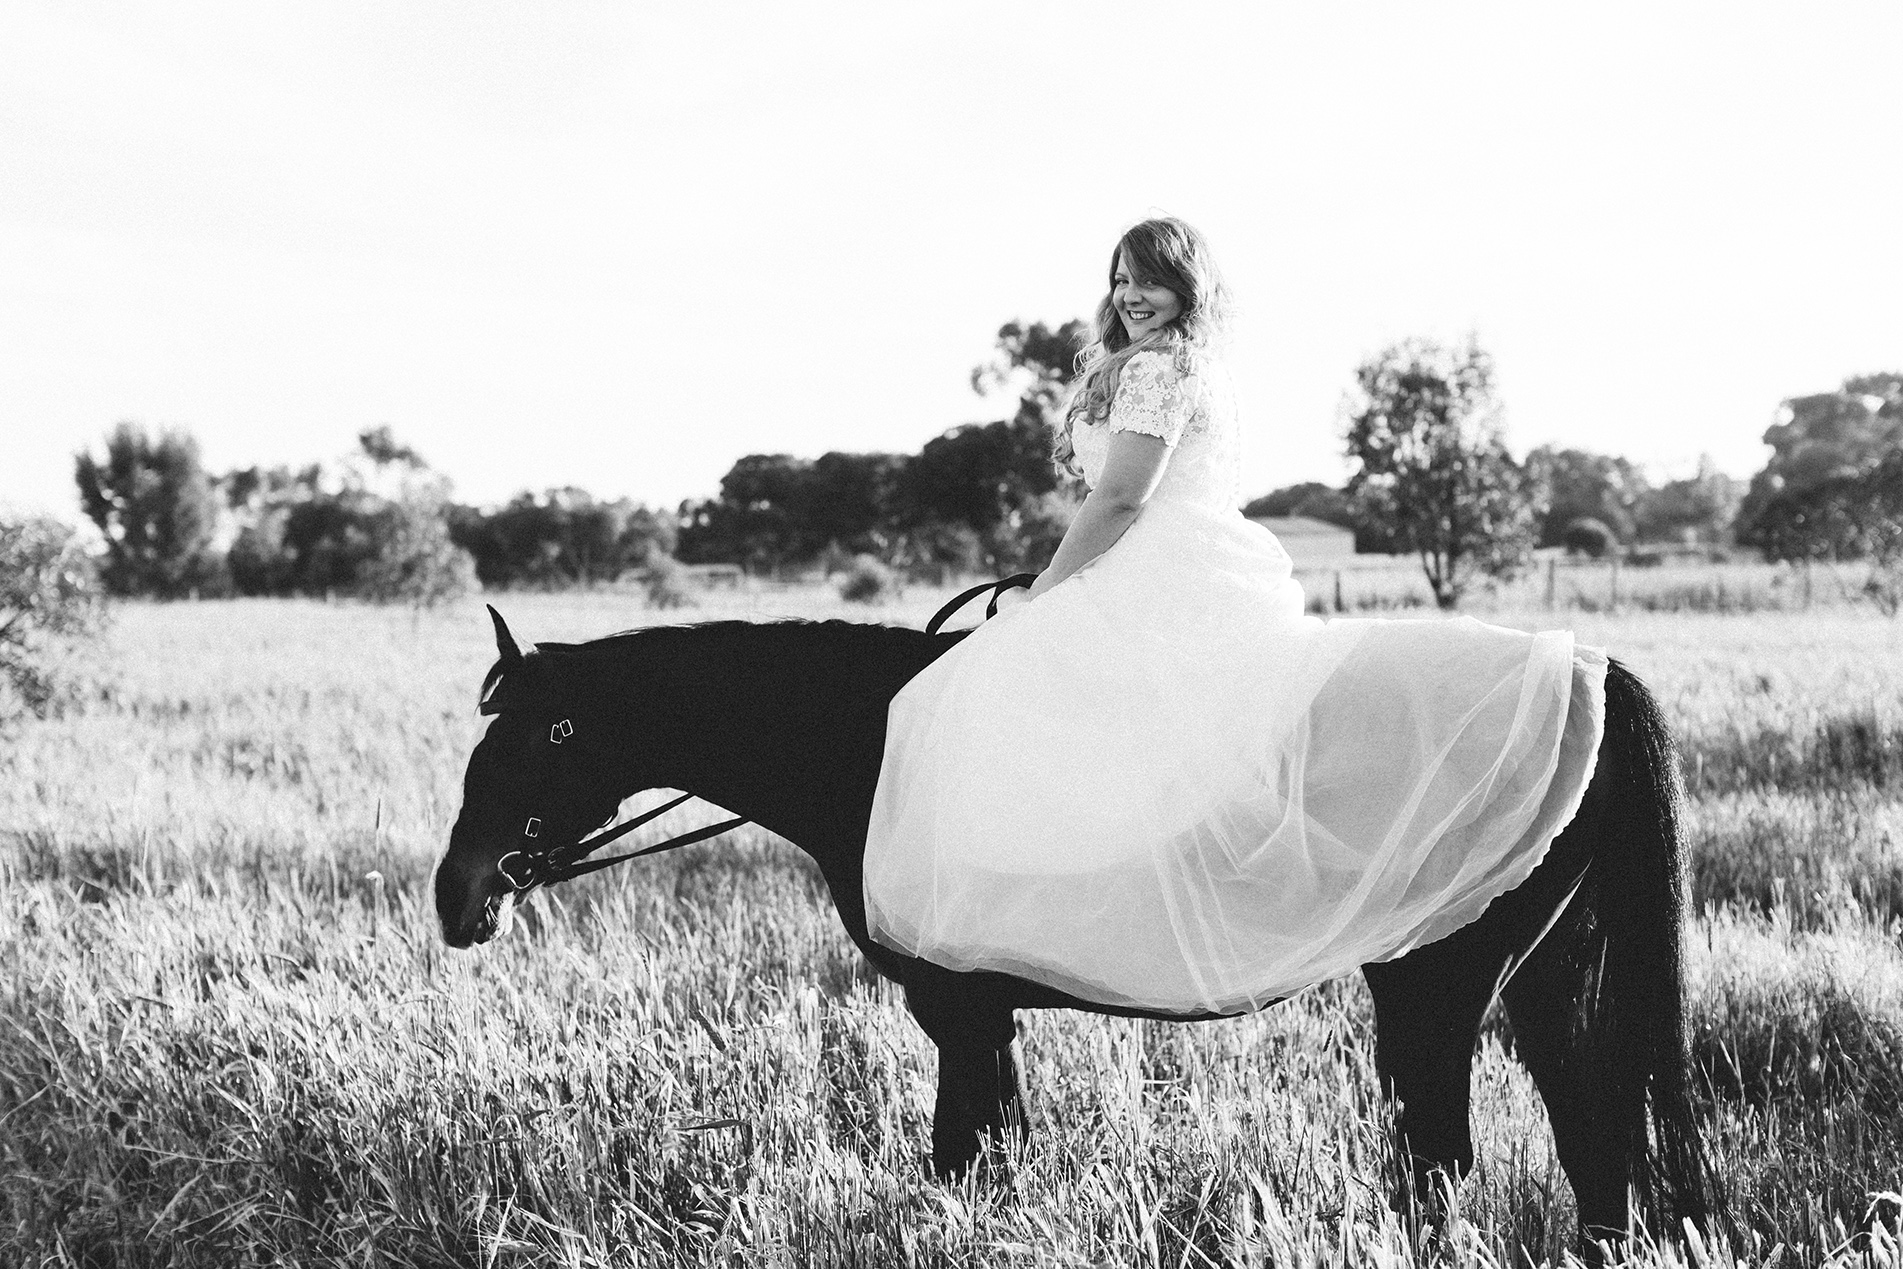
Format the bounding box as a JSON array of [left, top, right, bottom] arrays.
[[1597, 658, 1713, 1232]]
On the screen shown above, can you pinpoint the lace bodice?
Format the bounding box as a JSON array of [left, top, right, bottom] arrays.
[[1072, 349, 1242, 512]]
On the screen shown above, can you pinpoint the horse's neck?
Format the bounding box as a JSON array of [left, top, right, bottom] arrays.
[[600, 622, 937, 854]]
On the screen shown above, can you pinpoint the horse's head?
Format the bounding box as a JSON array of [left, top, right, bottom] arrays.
[[435, 606, 628, 948]]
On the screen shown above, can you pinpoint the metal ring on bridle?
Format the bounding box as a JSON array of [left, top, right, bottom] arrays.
[[496, 850, 537, 890]]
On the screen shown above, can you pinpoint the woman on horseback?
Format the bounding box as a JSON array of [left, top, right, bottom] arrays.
[[862, 217, 1606, 1015]]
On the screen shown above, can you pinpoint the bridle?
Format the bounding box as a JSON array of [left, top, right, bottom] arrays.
[[492, 715, 749, 894]]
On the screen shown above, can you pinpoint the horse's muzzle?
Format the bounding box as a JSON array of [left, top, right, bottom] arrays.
[[442, 882, 515, 949]]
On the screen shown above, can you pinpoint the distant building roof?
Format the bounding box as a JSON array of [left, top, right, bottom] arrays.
[[1248, 515, 1354, 539]]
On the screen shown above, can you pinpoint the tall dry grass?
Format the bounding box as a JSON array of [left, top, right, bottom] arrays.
[[3, 591, 1903, 1265]]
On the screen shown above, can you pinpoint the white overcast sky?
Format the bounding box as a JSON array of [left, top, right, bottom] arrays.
[[4, 2, 1899, 520]]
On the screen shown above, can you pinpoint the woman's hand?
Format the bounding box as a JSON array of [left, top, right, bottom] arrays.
[[995, 583, 1034, 610], [1030, 431, 1170, 596]]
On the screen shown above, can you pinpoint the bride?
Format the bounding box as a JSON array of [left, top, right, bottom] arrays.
[[862, 217, 1605, 1016]]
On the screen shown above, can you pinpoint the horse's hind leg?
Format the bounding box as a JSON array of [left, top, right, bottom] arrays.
[[1500, 900, 1634, 1249], [1362, 938, 1509, 1212], [902, 960, 1028, 1178]]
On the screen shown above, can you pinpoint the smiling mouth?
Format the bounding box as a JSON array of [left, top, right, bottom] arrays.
[[1125, 309, 1156, 322]]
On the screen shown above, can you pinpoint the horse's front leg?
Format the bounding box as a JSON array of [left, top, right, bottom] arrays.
[[902, 959, 1028, 1178]]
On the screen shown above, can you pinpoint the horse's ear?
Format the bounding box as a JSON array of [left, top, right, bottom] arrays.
[[480, 606, 527, 715], [488, 605, 523, 667]]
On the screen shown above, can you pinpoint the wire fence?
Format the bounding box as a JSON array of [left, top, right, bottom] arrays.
[[1294, 555, 1886, 616]]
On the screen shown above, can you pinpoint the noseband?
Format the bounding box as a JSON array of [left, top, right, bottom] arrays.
[[493, 716, 750, 893]]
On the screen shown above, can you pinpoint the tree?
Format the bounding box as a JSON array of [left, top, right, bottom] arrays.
[[1843, 372, 1903, 413], [1525, 446, 1649, 547], [805, 452, 909, 555], [218, 461, 387, 596], [74, 422, 221, 597], [1859, 446, 1903, 613], [971, 319, 1091, 431], [884, 521, 984, 585], [343, 429, 475, 605], [221, 463, 338, 596], [675, 454, 823, 573], [1344, 336, 1541, 609], [1633, 456, 1741, 546], [356, 424, 423, 469], [451, 488, 674, 587], [673, 317, 1087, 578], [899, 420, 1044, 534], [0, 514, 103, 718], [356, 485, 476, 607], [1737, 377, 1903, 560], [219, 429, 476, 601], [1240, 481, 1397, 552]]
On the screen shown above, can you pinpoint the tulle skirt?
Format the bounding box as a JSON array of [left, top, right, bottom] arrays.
[[862, 500, 1607, 1015]]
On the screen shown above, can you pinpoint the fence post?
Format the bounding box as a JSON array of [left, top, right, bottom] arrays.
[[1610, 556, 1620, 610], [1333, 569, 1343, 614], [1545, 558, 1556, 610]]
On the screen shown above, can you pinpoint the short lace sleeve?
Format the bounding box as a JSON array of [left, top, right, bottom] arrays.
[[1107, 351, 1193, 447]]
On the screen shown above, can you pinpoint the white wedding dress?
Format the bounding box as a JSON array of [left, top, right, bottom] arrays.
[[862, 348, 1606, 1015]]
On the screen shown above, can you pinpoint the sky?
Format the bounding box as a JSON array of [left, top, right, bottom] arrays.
[[4, 2, 1900, 522]]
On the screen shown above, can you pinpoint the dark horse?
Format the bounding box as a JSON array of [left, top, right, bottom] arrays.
[[434, 608, 1709, 1252]]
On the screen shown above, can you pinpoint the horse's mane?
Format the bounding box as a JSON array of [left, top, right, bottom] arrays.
[[518, 618, 962, 703], [475, 617, 965, 719], [531, 618, 950, 662]]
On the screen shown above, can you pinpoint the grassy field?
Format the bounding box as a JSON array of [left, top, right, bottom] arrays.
[[5, 587, 1903, 1266]]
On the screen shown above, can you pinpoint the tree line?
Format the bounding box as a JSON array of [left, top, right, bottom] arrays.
[[48, 322, 1903, 612], [67, 424, 676, 603], [1280, 346, 1897, 606], [676, 320, 1088, 581]]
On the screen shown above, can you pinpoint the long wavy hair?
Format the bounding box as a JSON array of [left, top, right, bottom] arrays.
[[1056, 217, 1233, 471]]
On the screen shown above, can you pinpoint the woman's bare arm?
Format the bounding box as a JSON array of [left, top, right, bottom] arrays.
[[1026, 431, 1171, 599]]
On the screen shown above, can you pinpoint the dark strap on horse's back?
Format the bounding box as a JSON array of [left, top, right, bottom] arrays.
[[925, 573, 1038, 636]]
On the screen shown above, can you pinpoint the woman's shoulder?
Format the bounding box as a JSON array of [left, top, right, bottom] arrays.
[[1124, 343, 1222, 389], [1123, 345, 1192, 380]]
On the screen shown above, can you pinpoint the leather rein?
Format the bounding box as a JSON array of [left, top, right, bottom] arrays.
[[925, 572, 1037, 636], [493, 573, 1034, 894], [493, 716, 749, 894]]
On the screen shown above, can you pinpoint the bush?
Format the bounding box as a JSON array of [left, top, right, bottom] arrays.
[[642, 556, 695, 610], [1867, 561, 1903, 616], [0, 514, 104, 719], [354, 493, 476, 607], [838, 555, 897, 604], [1561, 516, 1615, 559]]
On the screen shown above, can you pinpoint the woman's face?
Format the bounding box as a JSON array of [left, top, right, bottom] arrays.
[[1113, 250, 1183, 341]]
